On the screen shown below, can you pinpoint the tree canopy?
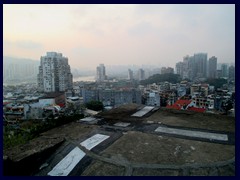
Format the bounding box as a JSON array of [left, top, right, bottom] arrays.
[[140, 73, 182, 85], [206, 78, 227, 89], [86, 100, 104, 111], [221, 99, 233, 115]]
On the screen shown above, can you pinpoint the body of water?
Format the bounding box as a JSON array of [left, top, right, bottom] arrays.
[[73, 76, 95, 82], [4, 76, 95, 86]]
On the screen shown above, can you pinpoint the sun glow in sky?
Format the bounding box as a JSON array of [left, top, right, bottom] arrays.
[[3, 4, 235, 69]]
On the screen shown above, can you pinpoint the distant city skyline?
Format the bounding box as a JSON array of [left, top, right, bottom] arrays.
[[4, 4, 235, 69]]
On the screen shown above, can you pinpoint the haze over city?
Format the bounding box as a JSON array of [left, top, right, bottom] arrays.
[[3, 4, 236, 177], [3, 4, 235, 69]]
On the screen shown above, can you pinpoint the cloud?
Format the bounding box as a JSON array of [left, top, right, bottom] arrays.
[[70, 46, 98, 55], [3, 4, 235, 68], [135, 4, 169, 15], [15, 40, 43, 49], [3, 40, 44, 60], [4, 40, 43, 50], [128, 21, 156, 36]]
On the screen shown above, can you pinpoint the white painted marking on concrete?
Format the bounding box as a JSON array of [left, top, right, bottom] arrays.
[[47, 147, 86, 176], [155, 126, 228, 141], [114, 122, 131, 127], [80, 134, 110, 150], [147, 121, 154, 124], [131, 106, 154, 117], [79, 117, 97, 122]]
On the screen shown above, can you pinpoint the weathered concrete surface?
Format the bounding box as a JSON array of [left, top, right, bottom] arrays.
[[97, 103, 143, 123], [4, 136, 65, 162], [40, 122, 99, 141], [101, 131, 234, 165], [3, 122, 98, 176], [4, 106, 235, 176], [80, 134, 110, 150], [4, 122, 98, 163], [132, 168, 180, 176], [155, 126, 228, 141], [47, 147, 86, 176], [145, 108, 235, 133], [114, 122, 131, 127], [82, 160, 125, 176], [131, 106, 154, 117], [3, 136, 65, 176]]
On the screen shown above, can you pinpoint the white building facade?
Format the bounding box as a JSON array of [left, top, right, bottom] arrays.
[[128, 69, 134, 80], [138, 68, 145, 81], [38, 52, 73, 92], [146, 92, 160, 107], [96, 64, 107, 82]]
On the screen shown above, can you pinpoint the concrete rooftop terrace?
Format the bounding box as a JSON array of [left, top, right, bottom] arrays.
[[4, 104, 235, 176]]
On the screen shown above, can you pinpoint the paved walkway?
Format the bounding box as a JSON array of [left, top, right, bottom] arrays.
[[155, 126, 228, 141]]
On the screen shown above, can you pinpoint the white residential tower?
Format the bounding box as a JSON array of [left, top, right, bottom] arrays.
[[37, 52, 73, 92]]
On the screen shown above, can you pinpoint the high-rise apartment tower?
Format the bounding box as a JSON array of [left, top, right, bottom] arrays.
[[138, 68, 145, 81], [208, 56, 217, 79], [194, 53, 208, 78], [37, 52, 73, 92], [128, 69, 134, 80], [96, 64, 107, 82], [221, 64, 228, 78], [228, 65, 235, 80]]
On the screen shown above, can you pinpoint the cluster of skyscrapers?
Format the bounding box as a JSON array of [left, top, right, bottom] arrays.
[[3, 58, 39, 83], [37, 52, 235, 93], [128, 68, 146, 81], [176, 53, 235, 80], [97, 64, 146, 82]]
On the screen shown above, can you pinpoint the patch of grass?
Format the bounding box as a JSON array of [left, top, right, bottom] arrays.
[[3, 114, 84, 149]]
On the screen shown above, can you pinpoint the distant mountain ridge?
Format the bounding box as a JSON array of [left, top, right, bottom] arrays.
[[3, 56, 39, 85], [3, 56, 39, 64]]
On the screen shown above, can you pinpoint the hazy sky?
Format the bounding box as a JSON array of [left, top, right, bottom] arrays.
[[3, 4, 235, 69]]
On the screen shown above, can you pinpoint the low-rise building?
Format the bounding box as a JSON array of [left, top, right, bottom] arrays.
[[4, 103, 24, 120], [39, 92, 65, 107], [66, 96, 84, 111], [99, 89, 141, 107], [167, 99, 206, 113], [146, 91, 160, 107], [25, 103, 44, 120]]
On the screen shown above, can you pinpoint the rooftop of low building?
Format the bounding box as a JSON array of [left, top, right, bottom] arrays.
[[40, 92, 65, 99], [3, 104, 235, 176]]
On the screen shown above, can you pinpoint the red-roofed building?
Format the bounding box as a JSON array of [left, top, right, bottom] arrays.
[[167, 99, 206, 113], [188, 107, 206, 113], [3, 101, 11, 106], [39, 92, 65, 107], [166, 99, 191, 110]]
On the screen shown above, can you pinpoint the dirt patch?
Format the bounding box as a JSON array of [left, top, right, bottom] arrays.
[[4, 136, 65, 162], [3, 122, 98, 171], [145, 108, 235, 133], [4, 105, 235, 176], [40, 122, 98, 141], [132, 168, 179, 176], [81, 160, 125, 176], [97, 104, 142, 122], [101, 131, 235, 165]]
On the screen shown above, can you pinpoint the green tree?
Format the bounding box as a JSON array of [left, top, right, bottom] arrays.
[[86, 101, 104, 111], [140, 73, 182, 85], [206, 78, 227, 89], [221, 100, 233, 115]]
